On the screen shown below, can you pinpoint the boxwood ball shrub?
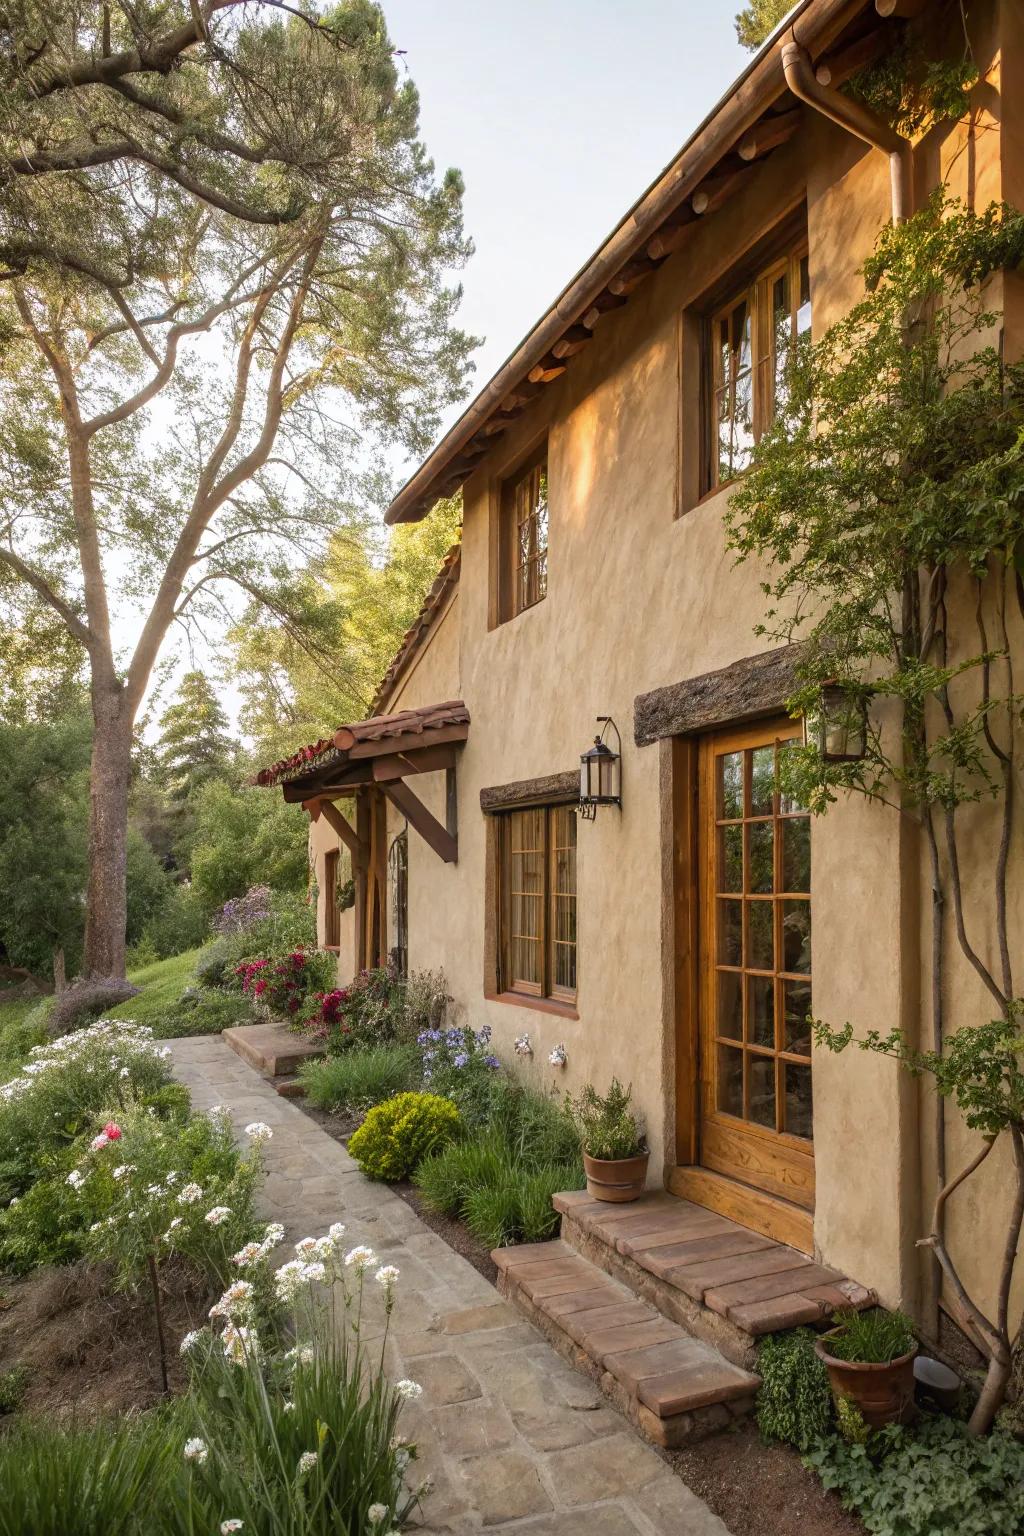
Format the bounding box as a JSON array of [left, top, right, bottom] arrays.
[[347, 1091, 460, 1181]]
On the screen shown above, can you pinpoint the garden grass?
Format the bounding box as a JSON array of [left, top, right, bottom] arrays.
[[102, 949, 203, 1025]]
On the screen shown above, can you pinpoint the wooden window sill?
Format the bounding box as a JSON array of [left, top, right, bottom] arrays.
[[485, 990, 579, 1021]]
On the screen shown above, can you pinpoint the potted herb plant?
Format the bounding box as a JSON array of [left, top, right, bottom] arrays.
[[568, 1079, 649, 1202], [814, 1308, 918, 1428]]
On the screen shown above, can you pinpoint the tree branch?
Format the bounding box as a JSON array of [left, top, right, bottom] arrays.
[[0, 544, 94, 650]]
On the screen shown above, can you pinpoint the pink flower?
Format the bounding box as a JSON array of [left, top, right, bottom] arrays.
[[91, 1132, 110, 1151], [103, 1122, 122, 1141]]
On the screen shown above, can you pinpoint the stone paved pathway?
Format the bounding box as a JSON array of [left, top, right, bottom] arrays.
[[171, 1036, 731, 1535]]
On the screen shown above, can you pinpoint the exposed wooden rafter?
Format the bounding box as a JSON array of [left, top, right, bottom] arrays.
[[875, 0, 926, 16], [302, 797, 368, 864], [814, 28, 884, 86], [692, 165, 757, 216], [737, 108, 802, 161]]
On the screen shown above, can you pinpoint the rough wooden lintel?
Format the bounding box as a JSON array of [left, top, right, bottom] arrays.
[[480, 769, 580, 812], [633, 645, 807, 747]]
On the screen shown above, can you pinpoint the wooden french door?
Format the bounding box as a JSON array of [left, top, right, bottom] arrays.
[[697, 720, 814, 1211]]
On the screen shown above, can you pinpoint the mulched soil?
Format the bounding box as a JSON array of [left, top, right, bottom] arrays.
[[292, 1086, 864, 1535], [0, 1258, 213, 1424], [669, 1420, 864, 1536]]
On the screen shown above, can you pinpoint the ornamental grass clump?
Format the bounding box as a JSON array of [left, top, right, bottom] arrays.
[[298, 1044, 420, 1113], [348, 1091, 460, 1181]]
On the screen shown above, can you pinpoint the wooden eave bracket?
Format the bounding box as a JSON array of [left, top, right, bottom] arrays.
[[381, 779, 458, 864], [303, 797, 369, 866]]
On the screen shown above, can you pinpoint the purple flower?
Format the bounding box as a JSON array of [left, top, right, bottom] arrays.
[[483, 1054, 500, 1070], [452, 1052, 469, 1068]]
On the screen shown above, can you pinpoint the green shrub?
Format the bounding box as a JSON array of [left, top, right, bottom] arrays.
[[0, 1000, 47, 1081], [147, 989, 255, 1039], [194, 936, 238, 989], [348, 1091, 460, 1181], [414, 1135, 510, 1216], [0, 1364, 28, 1414], [566, 1078, 646, 1160], [0, 1020, 174, 1204], [298, 1045, 419, 1112], [756, 1329, 834, 1451], [311, 966, 450, 1054], [102, 950, 204, 1027], [135, 885, 210, 961], [805, 1415, 1024, 1535]]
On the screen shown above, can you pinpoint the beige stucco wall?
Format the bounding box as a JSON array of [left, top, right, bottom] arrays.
[[307, 0, 1022, 1332]]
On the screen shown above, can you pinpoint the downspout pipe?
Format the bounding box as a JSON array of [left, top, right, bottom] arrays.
[[780, 33, 913, 223]]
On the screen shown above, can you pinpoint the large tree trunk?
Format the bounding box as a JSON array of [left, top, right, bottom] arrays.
[[83, 685, 133, 979]]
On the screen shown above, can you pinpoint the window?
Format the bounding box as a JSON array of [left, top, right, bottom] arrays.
[[388, 829, 408, 978], [499, 448, 548, 619], [709, 244, 811, 491], [498, 804, 577, 1002], [323, 848, 341, 949]]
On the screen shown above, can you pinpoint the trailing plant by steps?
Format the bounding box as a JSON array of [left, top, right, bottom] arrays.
[[726, 191, 1024, 1433]]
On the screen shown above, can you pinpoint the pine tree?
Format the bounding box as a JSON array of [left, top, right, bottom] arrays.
[[157, 672, 234, 803], [735, 0, 794, 51]]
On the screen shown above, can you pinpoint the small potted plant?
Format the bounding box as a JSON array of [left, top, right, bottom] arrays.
[[568, 1079, 648, 1202], [814, 1308, 918, 1428]]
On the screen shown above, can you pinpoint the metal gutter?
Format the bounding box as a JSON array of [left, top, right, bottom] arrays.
[[385, 0, 869, 525]]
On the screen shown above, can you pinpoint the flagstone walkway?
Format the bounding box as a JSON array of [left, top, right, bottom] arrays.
[[171, 1035, 731, 1535]]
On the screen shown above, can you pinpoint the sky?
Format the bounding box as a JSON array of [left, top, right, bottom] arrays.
[[384, 1, 754, 473], [146, 2, 758, 734]]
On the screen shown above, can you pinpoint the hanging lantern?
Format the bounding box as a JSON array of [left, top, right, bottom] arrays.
[[803, 680, 869, 763], [579, 716, 622, 820]]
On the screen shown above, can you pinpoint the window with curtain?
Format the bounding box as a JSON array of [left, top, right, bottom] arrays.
[[500, 448, 548, 620], [498, 804, 577, 1002]]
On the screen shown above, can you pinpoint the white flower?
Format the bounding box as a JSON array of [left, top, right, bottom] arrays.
[[165, 1170, 178, 1185], [300, 1261, 326, 1284], [232, 1241, 263, 1269], [164, 1216, 184, 1238], [66, 1169, 86, 1190], [344, 1245, 377, 1272], [375, 1264, 400, 1292], [283, 1400, 295, 1413], [183, 1437, 208, 1465], [548, 1042, 568, 1067], [294, 1236, 318, 1257], [90, 1132, 110, 1151], [514, 1033, 533, 1056], [222, 1322, 260, 1366], [209, 1104, 229, 1119], [274, 1260, 307, 1303], [297, 1450, 318, 1475], [220, 1522, 244, 1534], [395, 1379, 423, 1400], [368, 1506, 389, 1526], [119, 1066, 130, 1079], [210, 1280, 254, 1320], [113, 1164, 136, 1180], [178, 1183, 203, 1205], [244, 1121, 272, 1143], [262, 1222, 285, 1246], [205, 1205, 232, 1226], [327, 1221, 346, 1245], [179, 1329, 206, 1356]]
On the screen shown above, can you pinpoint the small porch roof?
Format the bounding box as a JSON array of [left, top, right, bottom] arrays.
[[254, 699, 470, 802]]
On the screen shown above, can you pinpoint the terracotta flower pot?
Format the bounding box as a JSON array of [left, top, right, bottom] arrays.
[[814, 1331, 919, 1428], [583, 1150, 649, 1203]]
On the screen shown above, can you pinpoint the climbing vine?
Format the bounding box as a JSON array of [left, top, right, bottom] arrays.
[[725, 192, 1024, 1434]]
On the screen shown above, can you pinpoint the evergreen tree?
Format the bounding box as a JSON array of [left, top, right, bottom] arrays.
[[157, 672, 235, 803], [735, 0, 794, 51]]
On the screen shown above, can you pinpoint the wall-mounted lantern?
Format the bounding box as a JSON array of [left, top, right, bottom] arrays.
[[803, 680, 869, 763], [579, 716, 622, 821]]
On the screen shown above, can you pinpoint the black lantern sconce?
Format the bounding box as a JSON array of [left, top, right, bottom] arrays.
[[803, 680, 869, 763], [579, 716, 622, 821]]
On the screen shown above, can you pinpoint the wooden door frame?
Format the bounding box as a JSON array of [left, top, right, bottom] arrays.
[[667, 727, 814, 1255]]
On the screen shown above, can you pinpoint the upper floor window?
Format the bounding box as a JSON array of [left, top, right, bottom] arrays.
[[709, 243, 811, 492], [498, 804, 576, 1003], [500, 448, 548, 620]]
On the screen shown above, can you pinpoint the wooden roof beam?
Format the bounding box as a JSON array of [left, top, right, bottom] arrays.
[[737, 108, 802, 161], [303, 797, 368, 864], [607, 254, 665, 297], [875, 0, 926, 16], [814, 29, 885, 87], [551, 324, 593, 360], [527, 354, 568, 384], [581, 291, 627, 330], [691, 165, 757, 217], [381, 779, 458, 863]]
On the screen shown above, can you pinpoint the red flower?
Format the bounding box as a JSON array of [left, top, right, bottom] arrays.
[[103, 1122, 122, 1141], [254, 980, 267, 997]]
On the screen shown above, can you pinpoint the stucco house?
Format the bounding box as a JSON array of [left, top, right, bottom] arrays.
[[256, 0, 1024, 1434]]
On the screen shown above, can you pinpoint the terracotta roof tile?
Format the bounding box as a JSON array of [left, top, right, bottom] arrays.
[[254, 699, 469, 788]]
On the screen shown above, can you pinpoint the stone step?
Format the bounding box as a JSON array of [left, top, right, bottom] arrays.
[[223, 1022, 324, 1078], [553, 1189, 875, 1369], [493, 1239, 760, 1449]]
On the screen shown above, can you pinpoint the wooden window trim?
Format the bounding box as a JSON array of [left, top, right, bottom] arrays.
[[707, 241, 809, 496], [485, 990, 580, 1021], [499, 441, 549, 623], [322, 848, 341, 950], [497, 804, 577, 1004]]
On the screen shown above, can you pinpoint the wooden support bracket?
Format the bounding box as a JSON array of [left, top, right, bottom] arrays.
[[381, 780, 458, 864], [305, 797, 368, 865]]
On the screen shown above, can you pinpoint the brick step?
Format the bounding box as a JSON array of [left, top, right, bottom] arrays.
[[554, 1189, 875, 1370], [493, 1239, 760, 1449]]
